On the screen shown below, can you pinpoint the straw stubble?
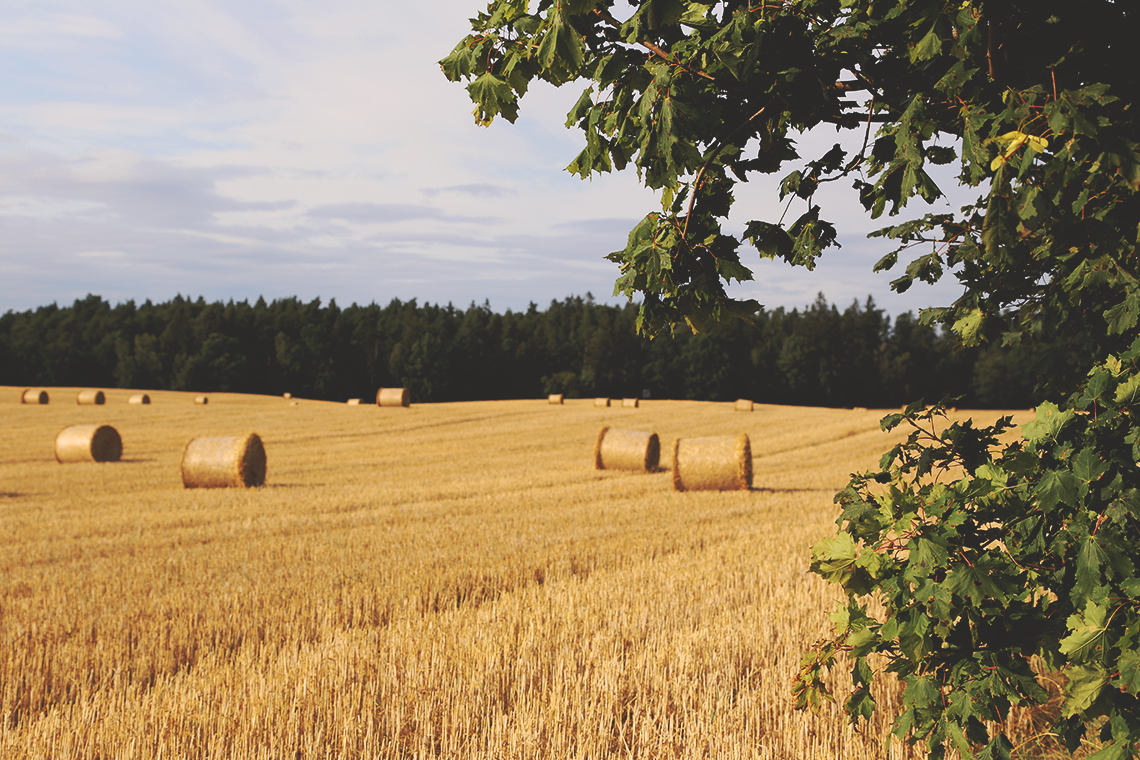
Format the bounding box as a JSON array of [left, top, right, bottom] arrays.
[[180, 433, 266, 488]]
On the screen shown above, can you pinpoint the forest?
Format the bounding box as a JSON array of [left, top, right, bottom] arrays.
[[0, 292, 1085, 408]]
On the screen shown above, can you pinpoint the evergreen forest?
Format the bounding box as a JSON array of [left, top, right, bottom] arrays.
[[0, 293, 1085, 408]]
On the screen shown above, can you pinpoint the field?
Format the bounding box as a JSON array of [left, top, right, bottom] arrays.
[[0, 387, 1032, 758]]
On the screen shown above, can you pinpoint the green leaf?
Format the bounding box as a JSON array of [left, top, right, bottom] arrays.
[[1063, 664, 1109, 717], [1060, 602, 1108, 661], [465, 72, 519, 126], [1083, 743, 1130, 760], [952, 307, 985, 347], [1022, 401, 1075, 444], [1114, 650, 1140, 694]]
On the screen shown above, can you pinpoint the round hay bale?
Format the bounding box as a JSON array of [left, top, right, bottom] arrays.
[[621, 398, 639, 409], [594, 398, 611, 408], [194, 395, 209, 405], [671, 434, 752, 492], [346, 399, 361, 406], [734, 399, 754, 412], [376, 387, 410, 407], [21, 389, 49, 405], [289, 400, 299, 407], [128, 393, 151, 405], [54, 425, 122, 463], [181, 434, 266, 489], [283, 392, 292, 399], [76, 390, 105, 405], [548, 394, 564, 405], [594, 427, 660, 472]]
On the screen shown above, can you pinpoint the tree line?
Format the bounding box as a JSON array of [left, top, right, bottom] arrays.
[[0, 292, 1079, 408]]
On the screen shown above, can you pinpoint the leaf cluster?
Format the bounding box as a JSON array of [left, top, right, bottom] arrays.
[[797, 337, 1140, 757]]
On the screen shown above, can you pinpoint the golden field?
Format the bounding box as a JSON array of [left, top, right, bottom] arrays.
[[0, 387, 1032, 759]]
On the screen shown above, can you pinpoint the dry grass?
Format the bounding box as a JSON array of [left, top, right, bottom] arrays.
[[0, 389, 1037, 758]]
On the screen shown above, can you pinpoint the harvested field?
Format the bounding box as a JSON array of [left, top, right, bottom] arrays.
[[0, 387, 1030, 759]]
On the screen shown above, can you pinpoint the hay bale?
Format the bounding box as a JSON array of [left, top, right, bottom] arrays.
[[128, 393, 151, 405], [289, 400, 299, 407], [283, 392, 292, 399], [347, 399, 361, 406], [21, 389, 49, 405], [548, 394, 564, 405], [76, 390, 105, 405], [734, 399, 753, 412], [376, 387, 410, 407], [621, 398, 639, 409], [181, 434, 266, 488], [594, 398, 611, 408], [672, 434, 753, 491], [194, 395, 209, 405], [54, 425, 122, 463], [594, 427, 659, 472]]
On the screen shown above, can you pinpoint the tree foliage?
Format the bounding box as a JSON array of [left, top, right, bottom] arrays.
[[445, 0, 1140, 756], [0, 292, 1042, 408]]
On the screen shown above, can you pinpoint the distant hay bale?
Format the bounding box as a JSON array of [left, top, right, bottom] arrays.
[[622, 398, 639, 409], [594, 398, 611, 408], [548, 394, 563, 405], [54, 425, 122, 463], [128, 393, 150, 405], [289, 400, 299, 407], [283, 392, 292, 399], [194, 395, 209, 405], [594, 427, 659, 472], [21, 389, 49, 405], [672, 434, 753, 492], [76, 390, 105, 405], [853, 406, 867, 411], [376, 387, 410, 407], [734, 399, 753, 412], [181, 433, 266, 488], [346, 399, 361, 406]]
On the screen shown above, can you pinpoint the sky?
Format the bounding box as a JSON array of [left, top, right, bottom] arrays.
[[0, 0, 969, 318]]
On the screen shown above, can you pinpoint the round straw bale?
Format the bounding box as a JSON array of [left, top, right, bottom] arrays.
[[21, 389, 49, 404], [671, 434, 753, 492], [594, 397, 611, 408], [548, 393, 564, 405], [594, 427, 659, 471], [621, 397, 639, 409], [377, 387, 410, 407], [347, 398, 361, 405], [181, 434, 266, 488], [734, 399, 754, 412], [54, 425, 122, 463], [128, 393, 151, 405], [283, 392, 292, 399], [76, 390, 105, 405], [194, 395, 209, 405]]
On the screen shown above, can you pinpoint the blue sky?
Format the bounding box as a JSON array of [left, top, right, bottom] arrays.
[[0, 0, 968, 317]]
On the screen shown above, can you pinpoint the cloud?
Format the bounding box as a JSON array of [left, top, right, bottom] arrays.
[[306, 202, 445, 224], [421, 184, 518, 199]]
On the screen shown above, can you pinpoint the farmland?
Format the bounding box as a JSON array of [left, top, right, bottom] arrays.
[[0, 388, 1030, 758]]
